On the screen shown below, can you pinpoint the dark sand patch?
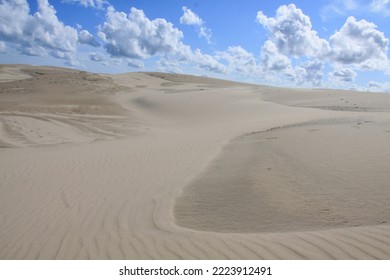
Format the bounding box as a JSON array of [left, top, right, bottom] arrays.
[[174, 119, 390, 233]]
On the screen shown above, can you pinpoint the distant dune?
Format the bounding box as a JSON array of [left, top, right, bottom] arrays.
[[1, 64, 390, 259]]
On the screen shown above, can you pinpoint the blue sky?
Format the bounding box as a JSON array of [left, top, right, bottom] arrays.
[[1, 0, 390, 91]]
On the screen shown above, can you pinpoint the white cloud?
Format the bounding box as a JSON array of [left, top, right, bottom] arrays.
[[79, 29, 100, 47], [218, 46, 260, 76], [65, 58, 80, 67], [330, 68, 357, 82], [193, 49, 227, 73], [256, 4, 390, 88], [329, 16, 389, 70], [50, 49, 74, 60], [27, 0, 78, 53], [3, 3, 219, 73], [0, 0, 30, 42], [370, 0, 390, 15], [198, 26, 212, 44], [61, 0, 108, 9], [259, 40, 297, 83], [157, 59, 182, 73], [295, 60, 324, 86], [19, 45, 46, 56], [367, 80, 390, 92], [99, 6, 225, 74], [89, 51, 144, 69], [180, 6, 202, 25], [260, 40, 291, 71], [99, 7, 187, 59], [158, 49, 226, 74], [257, 4, 330, 58], [89, 52, 105, 61], [0, 0, 80, 63], [180, 6, 212, 44], [368, 80, 383, 88], [127, 58, 144, 69]]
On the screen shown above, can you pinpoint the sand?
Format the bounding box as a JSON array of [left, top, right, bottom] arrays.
[[0, 64, 389, 259]]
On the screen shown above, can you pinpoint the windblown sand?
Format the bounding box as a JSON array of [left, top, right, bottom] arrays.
[[1, 64, 390, 259]]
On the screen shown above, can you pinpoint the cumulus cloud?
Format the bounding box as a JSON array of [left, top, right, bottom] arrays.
[[260, 40, 291, 72], [89, 52, 105, 61], [127, 58, 144, 68], [19, 45, 46, 56], [368, 80, 383, 88], [157, 59, 182, 73], [0, 0, 30, 42], [78, 29, 100, 47], [193, 49, 226, 73], [27, 0, 78, 53], [256, 4, 390, 88], [180, 6, 212, 44], [330, 68, 357, 82], [295, 60, 324, 86], [99, 6, 225, 74], [367, 80, 390, 92], [330, 16, 389, 70], [0, 0, 80, 63], [50, 49, 74, 60], [218, 46, 259, 75], [99, 7, 188, 59], [180, 6, 202, 25], [61, 0, 107, 9], [65, 59, 80, 67], [259, 40, 298, 83], [158, 50, 226, 74], [257, 4, 330, 58]]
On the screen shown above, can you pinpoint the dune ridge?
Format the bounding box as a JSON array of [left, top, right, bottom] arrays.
[[0, 64, 389, 259]]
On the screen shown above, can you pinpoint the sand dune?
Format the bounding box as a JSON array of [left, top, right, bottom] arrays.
[[0, 64, 389, 259]]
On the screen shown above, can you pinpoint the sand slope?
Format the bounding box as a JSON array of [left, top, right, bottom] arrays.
[[0, 64, 389, 259]]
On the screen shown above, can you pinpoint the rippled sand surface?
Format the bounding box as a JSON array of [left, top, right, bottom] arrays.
[[1, 64, 390, 259]]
